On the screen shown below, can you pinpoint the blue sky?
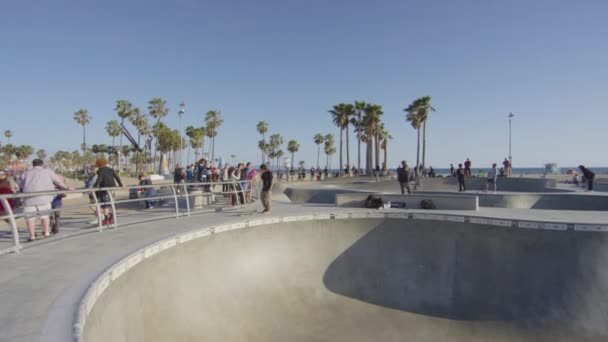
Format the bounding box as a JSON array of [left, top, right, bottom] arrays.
[[1, 0, 607, 168]]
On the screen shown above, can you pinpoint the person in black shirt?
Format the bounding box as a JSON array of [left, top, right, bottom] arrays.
[[93, 158, 124, 225], [396, 161, 412, 195], [260, 164, 273, 214], [579, 165, 595, 191], [456, 163, 466, 192]]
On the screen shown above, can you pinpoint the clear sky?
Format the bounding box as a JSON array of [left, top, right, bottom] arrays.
[[1, 0, 607, 169]]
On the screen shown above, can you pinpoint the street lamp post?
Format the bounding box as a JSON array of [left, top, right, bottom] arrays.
[[508, 112, 515, 167], [178, 101, 185, 166]]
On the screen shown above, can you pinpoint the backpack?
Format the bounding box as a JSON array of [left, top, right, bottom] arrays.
[[420, 199, 436, 209], [365, 195, 384, 209]]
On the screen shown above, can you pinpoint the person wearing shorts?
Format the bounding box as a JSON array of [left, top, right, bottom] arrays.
[[19, 159, 71, 241], [485, 163, 498, 192], [92, 158, 124, 225]]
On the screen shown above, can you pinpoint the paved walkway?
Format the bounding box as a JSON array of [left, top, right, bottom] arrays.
[[2, 195, 608, 342]]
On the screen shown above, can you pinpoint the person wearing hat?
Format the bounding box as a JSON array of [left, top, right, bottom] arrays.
[[396, 160, 412, 195], [92, 158, 124, 225], [19, 159, 72, 241]]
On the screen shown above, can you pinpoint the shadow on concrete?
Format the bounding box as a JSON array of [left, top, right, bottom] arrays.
[[323, 219, 608, 323]]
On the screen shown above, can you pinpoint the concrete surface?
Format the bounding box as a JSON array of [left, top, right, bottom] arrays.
[[84, 218, 608, 342], [335, 193, 478, 210]]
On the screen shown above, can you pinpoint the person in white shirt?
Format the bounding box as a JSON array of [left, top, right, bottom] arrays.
[[485, 163, 498, 192]]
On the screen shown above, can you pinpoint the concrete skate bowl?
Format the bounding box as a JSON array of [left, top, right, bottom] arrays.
[[81, 217, 608, 342]]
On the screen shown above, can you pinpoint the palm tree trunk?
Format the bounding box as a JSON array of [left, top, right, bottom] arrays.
[[346, 123, 350, 175], [119, 118, 124, 171], [339, 128, 343, 177], [366, 139, 372, 176], [422, 121, 427, 169], [291, 152, 295, 170], [374, 133, 381, 171], [316, 145, 320, 169], [82, 125, 86, 172], [357, 113, 361, 172], [261, 133, 265, 163], [416, 127, 421, 177], [383, 141, 388, 171], [212, 136, 215, 160]]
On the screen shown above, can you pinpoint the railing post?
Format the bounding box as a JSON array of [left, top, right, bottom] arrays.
[[1, 198, 21, 253], [170, 185, 179, 218], [182, 183, 190, 216], [106, 189, 118, 228], [233, 180, 240, 209], [90, 190, 103, 232]]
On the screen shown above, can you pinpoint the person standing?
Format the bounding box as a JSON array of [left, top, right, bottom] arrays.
[[579, 165, 595, 191], [503, 158, 511, 177], [485, 163, 498, 192], [260, 164, 273, 214], [450, 164, 455, 177], [456, 163, 466, 192], [396, 161, 412, 195], [0, 169, 15, 222], [464, 158, 472, 177], [92, 158, 124, 225], [19, 159, 72, 241]]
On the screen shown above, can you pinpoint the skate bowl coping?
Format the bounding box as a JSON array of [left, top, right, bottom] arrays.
[[334, 193, 479, 210], [78, 214, 608, 342]]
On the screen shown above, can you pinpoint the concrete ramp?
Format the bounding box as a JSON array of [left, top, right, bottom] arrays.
[[84, 218, 608, 342]]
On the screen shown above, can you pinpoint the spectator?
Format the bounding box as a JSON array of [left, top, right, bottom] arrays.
[[186, 165, 194, 182], [456, 163, 466, 192], [260, 163, 273, 214], [450, 164, 455, 176], [92, 158, 124, 225], [464, 158, 472, 177], [138, 174, 157, 209], [579, 165, 595, 191], [485, 163, 498, 192], [0, 169, 15, 222], [50, 174, 67, 235], [245, 163, 257, 203], [396, 161, 412, 195], [19, 159, 71, 241]]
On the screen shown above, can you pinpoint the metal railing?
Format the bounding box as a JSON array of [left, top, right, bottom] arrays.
[[0, 179, 258, 254]]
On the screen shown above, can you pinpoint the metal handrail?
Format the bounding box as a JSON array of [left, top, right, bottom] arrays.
[[0, 179, 257, 254]]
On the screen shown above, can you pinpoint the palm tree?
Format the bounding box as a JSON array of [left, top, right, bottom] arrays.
[[380, 127, 392, 172], [287, 140, 300, 170], [323, 133, 334, 169], [362, 103, 383, 175], [256, 121, 268, 163], [269, 133, 283, 170], [314, 133, 324, 169], [36, 149, 47, 160], [205, 110, 223, 160], [73, 108, 91, 171], [353, 101, 366, 172], [329, 103, 354, 177], [130, 110, 149, 173], [15, 145, 34, 164], [4, 130, 13, 144], [105, 120, 121, 167], [115, 100, 133, 170], [417, 96, 435, 169], [405, 102, 423, 177], [148, 98, 169, 173], [185, 126, 205, 162]]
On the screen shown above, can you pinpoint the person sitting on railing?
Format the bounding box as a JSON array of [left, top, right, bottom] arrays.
[[138, 174, 157, 209], [50, 174, 67, 235], [19, 159, 72, 241], [92, 158, 124, 225], [0, 169, 15, 223]]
